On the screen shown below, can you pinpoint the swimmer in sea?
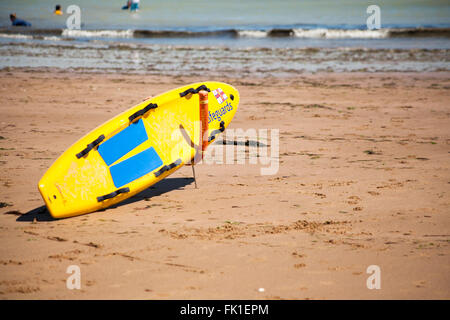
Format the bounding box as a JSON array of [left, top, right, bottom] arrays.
[[9, 13, 31, 27], [130, 0, 140, 12], [122, 1, 131, 10], [54, 5, 63, 15]]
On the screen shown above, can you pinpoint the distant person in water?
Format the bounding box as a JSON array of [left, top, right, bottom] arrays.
[[122, 1, 131, 10], [9, 13, 31, 27], [130, 0, 140, 12], [54, 5, 63, 15]]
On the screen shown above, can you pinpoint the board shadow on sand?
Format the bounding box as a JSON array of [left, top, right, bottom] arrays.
[[16, 177, 195, 222], [108, 176, 194, 209]]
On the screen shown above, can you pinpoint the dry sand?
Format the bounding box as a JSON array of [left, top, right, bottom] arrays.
[[0, 70, 449, 299]]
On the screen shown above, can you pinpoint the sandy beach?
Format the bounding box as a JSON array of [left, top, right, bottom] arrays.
[[0, 69, 449, 299]]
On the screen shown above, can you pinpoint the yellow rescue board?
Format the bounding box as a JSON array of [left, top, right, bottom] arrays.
[[38, 82, 239, 218]]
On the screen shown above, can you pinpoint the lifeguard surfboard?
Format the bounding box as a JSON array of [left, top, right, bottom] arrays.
[[38, 82, 239, 218]]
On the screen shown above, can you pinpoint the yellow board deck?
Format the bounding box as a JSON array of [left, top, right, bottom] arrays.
[[38, 82, 239, 218]]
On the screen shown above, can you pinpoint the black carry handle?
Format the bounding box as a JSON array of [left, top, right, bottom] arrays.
[[154, 159, 182, 177], [179, 85, 210, 98], [97, 187, 130, 202], [129, 102, 158, 123], [208, 121, 225, 142], [76, 134, 105, 159]]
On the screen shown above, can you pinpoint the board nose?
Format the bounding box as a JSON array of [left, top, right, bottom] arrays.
[[227, 85, 239, 103], [38, 181, 65, 216]]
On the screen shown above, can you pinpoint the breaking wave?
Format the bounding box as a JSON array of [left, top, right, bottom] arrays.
[[61, 29, 134, 38], [0, 33, 33, 40], [0, 27, 448, 40], [292, 28, 390, 39]]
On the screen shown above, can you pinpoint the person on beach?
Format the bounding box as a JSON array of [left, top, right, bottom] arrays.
[[54, 5, 63, 15], [122, 1, 132, 10], [9, 13, 31, 27]]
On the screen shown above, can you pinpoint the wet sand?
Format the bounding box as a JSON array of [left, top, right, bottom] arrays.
[[0, 70, 449, 299]]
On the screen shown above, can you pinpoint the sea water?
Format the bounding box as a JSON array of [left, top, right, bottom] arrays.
[[0, 0, 449, 76]]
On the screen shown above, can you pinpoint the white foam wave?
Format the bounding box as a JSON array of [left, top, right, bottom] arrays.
[[293, 28, 390, 39], [0, 33, 33, 40], [61, 29, 134, 38], [237, 30, 268, 38], [43, 36, 62, 41]]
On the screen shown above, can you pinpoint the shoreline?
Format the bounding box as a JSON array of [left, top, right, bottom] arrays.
[[2, 66, 450, 80], [2, 39, 449, 77]]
